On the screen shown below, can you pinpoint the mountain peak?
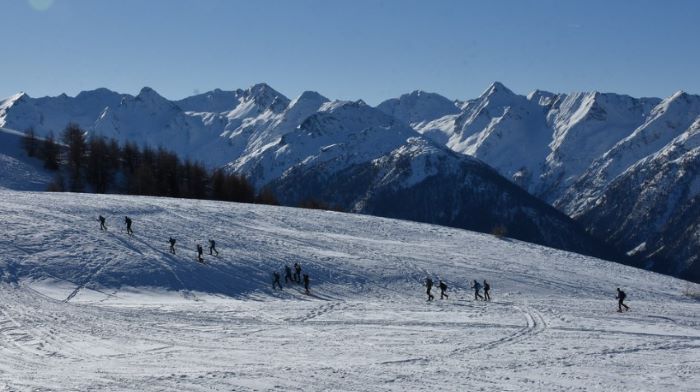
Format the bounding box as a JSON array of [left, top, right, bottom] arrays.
[[11, 92, 30, 102], [482, 81, 514, 97], [136, 86, 164, 99], [290, 91, 329, 110], [237, 83, 290, 112], [75, 88, 121, 101], [297, 90, 328, 102]]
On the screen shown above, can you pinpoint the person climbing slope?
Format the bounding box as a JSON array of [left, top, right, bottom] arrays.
[[439, 280, 448, 300], [124, 216, 133, 235], [294, 263, 302, 283], [196, 244, 204, 263], [616, 288, 630, 312], [209, 239, 219, 256], [284, 265, 293, 284], [471, 279, 484, 301], [169, 237, 176, 254], [98, 215, 107, 231], [273, 272, 283, 290], [303, 273, 310, 295], [425, 277, 435, 301], [483, 280, 491, 301]]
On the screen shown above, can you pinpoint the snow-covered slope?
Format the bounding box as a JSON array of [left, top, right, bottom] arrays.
[[226, 101, 616, 260], [0, 128, 53, 190], [230, 100, 417, 186], [577, 117, 700, 281], [376, 90, 460, 127], [264, 136, 618, 260], [0, 190, 698, 391], [560, 91, 700, 215], [379, 84, 700, 281], [3, 83, 700, 281], [0, 89, 127, 135], [540, 92, 660, 198]]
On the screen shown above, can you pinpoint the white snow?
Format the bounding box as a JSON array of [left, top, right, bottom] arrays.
[[0, 190, 698, 390], [0, 128, 52, 191]]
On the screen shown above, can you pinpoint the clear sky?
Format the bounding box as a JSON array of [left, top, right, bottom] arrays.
[[1, 0, 698, 104]]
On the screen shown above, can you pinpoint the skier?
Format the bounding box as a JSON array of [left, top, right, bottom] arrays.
[[471, 279, 484, 301], [284, 265, 293, 284], [124, 216, 133, 235], [294, 263, 302, 283], [169, 237, 176, 254], [272, 272, 283, 290], [303, 273, 310, 294], [483, 279, 491, 301], [439, 280, 448, 300], [616, 288, 630, 312], [98, 215, 107, 231], [196, 244, 204, 263], [425, 277, 435, 301], [209, 239, 219, 256]]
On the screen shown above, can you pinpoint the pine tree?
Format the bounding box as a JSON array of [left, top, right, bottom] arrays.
[[39, 132, 60, 171], [255, 187, 279, 205], [62, 123, 87, 192], [86, 136, 114, 193], [21, 128, 39, 157]]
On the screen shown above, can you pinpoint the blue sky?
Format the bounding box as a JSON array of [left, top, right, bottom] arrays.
[[1, 0, 698, 104]]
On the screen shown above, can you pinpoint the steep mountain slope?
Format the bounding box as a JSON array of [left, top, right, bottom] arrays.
[[231, 100, 417, 187], [577, 117, 700, 281], [255, 128, 618, 260], [560, 91, 700, 215], [0, 190, 698, 391], [379, 85, 700, 281], [223, 99, 630, 260], [540, 92, 660, 199]]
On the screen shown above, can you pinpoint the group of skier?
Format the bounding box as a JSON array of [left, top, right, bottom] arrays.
[[98, 214, 315, 294], [98, 215, 218, 263], [425, 277, 492, 301], [98, 214, 631, 309], [193, 240, 218, 262], [273, 263, 310, 294]]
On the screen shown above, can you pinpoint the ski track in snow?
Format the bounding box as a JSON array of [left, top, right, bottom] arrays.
[[0, 190, 698, 391]]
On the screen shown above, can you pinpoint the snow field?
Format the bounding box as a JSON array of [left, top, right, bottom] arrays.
[[0, 190, 698, 391]]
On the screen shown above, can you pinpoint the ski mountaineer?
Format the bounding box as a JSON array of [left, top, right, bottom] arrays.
[[303, 273, 310, 294], [124, 216, 133, 235], [196, 244, 204, 263], [294, 263, 302, 283], [471, 279, 484, 301], [425, 277, 435, 301], [439, 280, 448, 299], [272, 272, 283, 290], [616, 288, 630, 312], [284, 265, 293, 284], [98, 215, 107, 231], [209, 239, 218, 256], [483, 280, 491, 301], [169, 237, 176, 254]]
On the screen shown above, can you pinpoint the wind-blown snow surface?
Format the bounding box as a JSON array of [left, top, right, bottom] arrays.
[[1, 191, 698, 391]]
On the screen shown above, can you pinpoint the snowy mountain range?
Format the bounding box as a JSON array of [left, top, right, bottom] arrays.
[[1, 82, 699, 280], [377, 84, 700, 281]]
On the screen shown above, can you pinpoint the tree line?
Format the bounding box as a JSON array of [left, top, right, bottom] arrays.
[[20, 124, 278, 205]]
